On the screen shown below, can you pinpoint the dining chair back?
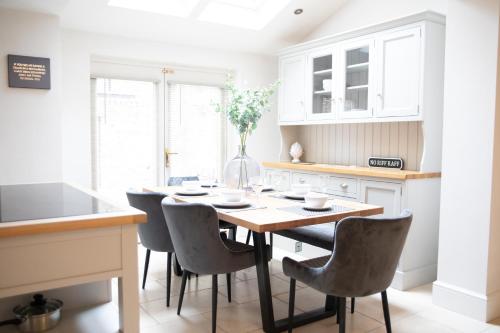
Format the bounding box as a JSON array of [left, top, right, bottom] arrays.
[[283, 210, 412, 333], [167, 176, 199, 186], [126, 191, 175, 306]]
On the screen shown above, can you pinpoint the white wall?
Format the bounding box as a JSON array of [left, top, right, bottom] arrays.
[[0, 9, 62, 185], [433, 0, 500, 322], [61, 30, 279, 188], [304, 0, 446, 41]]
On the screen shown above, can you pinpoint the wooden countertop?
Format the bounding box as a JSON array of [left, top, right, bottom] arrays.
[[263, 162, 441, 180], [0, 183, 146, 238], [144, 186, 383, 233]]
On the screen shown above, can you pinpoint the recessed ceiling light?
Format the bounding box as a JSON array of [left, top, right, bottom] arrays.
[[108, 0, 200, 18], [294, 8, 303, 15]]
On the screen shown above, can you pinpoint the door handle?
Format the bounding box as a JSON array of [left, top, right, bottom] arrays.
[[164, 149, 179, 167]]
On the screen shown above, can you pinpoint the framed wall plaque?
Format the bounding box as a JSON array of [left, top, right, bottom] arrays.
[[368, 157, 404, 169], [8, 54, 51, 89]]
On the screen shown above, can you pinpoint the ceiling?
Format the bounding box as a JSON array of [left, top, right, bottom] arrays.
[[0, 0, 346, 54]]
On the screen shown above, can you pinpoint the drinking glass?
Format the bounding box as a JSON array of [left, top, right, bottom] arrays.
[[250, 176, 264, 204]]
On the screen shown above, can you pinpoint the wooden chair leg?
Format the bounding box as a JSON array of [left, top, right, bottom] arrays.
[[177, 271, 188, 315], [339, 297, 346, 333], [288, 278, 296, 333], [351, 297, 355, 313], [226, 273, 231, 302], [245, 230, 252, 244], [142, 249, 151, 289], [212, 274, 218, 333], [166, 252, 172, 307], [381, 290, 392, 333]]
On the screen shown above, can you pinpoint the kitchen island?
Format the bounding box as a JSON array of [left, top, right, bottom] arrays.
[[0, 183, 146, 332]]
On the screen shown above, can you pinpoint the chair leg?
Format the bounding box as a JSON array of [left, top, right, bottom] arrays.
[[336, 298, 340, 324], [166, 252, 172, 307], [226, 273, 231, 302], [173, 254, 183, 276], [245, 230, 252, 244], [177, 270, 188, 315], [212, 274, 218, 333], [381, 290, 392, 333], [351, 297, 355, 313], [339, 297, 346, 333], [288, 278, 296, 333], [142, 249, 151, 290]]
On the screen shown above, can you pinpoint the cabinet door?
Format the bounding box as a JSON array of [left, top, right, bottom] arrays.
[[279, 55, 306, 122], [338, 38, 375, 119], [306, 47, 336, 120], [360, 180, 402, 218], [375, 27, 421, 118]]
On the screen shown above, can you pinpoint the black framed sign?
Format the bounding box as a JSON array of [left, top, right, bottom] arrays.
[[368, 157, 404, 170], [7, 54, 51, 89]]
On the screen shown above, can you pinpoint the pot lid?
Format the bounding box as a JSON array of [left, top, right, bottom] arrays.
[[13, 294, 63, 317]]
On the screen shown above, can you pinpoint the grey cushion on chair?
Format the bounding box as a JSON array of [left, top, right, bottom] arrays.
[[283, 210, 412, 298], [275, 222, 336, 250], [161, 198, 267, 275], [126, 191, 174, 253]]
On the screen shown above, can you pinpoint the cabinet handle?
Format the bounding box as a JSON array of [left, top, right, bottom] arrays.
[[340, 183, 348, 189]]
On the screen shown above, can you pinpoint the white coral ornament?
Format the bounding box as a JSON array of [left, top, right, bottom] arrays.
[[289, 142, 303, 164]]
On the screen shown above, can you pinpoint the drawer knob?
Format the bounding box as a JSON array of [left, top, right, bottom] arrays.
[[340, 183, 348, 189]]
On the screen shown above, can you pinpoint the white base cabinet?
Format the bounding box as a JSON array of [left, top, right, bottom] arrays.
[[264, 167, 440, 290]]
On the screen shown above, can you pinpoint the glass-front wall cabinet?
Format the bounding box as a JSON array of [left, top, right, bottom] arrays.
[[308, 49, 334, 120], [339, 39, 374, 119]]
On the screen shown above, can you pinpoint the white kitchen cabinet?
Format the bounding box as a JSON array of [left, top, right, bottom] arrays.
[[375, 27, 422, 118], [360, 179, 402, 217], [277, 12, 444, 125], [278, 55, 306, 122], [338, 38, 375, 119], [263, 169, 290, 191]]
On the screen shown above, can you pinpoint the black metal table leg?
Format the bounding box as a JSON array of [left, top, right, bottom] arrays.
[[253, 231, 276, 333]]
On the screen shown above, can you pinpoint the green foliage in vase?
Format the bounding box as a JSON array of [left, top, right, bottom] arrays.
[[215, 78, 280, 152]]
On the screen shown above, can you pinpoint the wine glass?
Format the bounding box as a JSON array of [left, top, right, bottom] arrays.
[[250, 176, 264, 204]]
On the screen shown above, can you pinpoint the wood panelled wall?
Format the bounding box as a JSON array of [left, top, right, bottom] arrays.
[[297, 122, 424, 171]]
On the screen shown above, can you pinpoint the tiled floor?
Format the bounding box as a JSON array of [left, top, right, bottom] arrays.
[[116, 245, 500, 333]]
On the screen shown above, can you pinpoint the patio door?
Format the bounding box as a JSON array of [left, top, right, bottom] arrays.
[[91, 59, 228, 201]]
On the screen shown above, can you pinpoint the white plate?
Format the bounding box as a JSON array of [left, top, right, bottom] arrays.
[[213, 200, 251, 209], [283, 192, 305, 200], [302, 204, 332, 212], [175, 189, 208, 196]]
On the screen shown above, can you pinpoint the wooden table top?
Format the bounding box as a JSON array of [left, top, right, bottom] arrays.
[[263, 162, 441, 180], [144, 186, 383, 233], [0, 183, 146, 238]]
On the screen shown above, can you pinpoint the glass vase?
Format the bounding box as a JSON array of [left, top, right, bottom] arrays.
[[223, 145, 261, 189]]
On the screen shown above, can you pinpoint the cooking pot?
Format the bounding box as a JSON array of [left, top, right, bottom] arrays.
[[0, 294, 63, 332]]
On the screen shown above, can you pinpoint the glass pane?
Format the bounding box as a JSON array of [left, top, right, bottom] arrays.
[[344, 46, 369, 112], [94, 78, 157, 203], [312, 54, 333, 115], [167, 84, 224, 180]]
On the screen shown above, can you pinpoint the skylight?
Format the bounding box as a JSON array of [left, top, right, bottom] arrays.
[[108, 0, 200, 18], [107, 0, 292, 30]]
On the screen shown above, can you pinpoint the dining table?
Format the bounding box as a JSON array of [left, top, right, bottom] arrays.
[[143, 185, 383, 333]]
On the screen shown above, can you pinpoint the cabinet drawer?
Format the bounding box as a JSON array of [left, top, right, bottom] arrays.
[[291, 172, 323, 191], [264, 169, 290, 191], [324, 176, 358, 198]]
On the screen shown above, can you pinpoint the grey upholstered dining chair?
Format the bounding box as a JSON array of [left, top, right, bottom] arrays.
[[126, 191, 175, 307], [161, 198, 268, 333], [283, 210, 412, 333]]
